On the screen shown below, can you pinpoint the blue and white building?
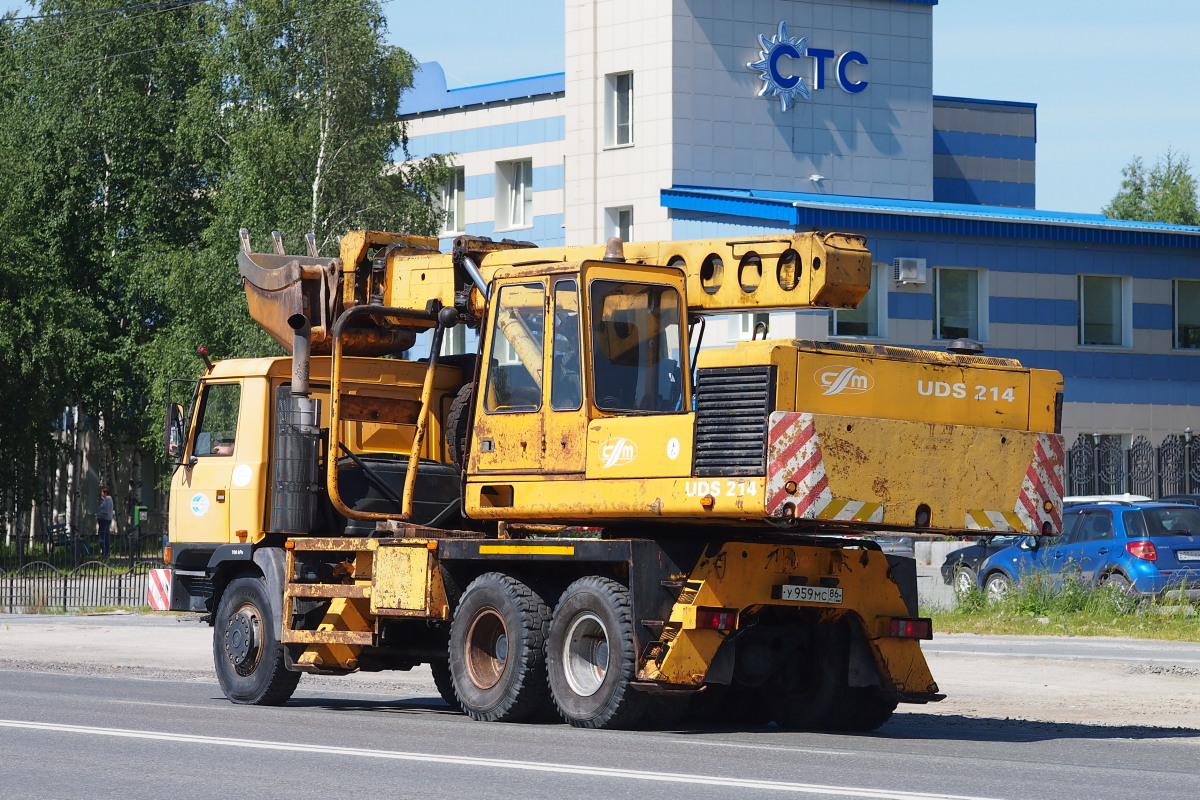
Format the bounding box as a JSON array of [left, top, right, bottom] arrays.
[[399, 0, 1200, 445]]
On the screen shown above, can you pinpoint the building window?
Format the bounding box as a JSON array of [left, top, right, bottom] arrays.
[[497, 159, 533, 229], [605, 72, 633, 148], [1175, 279, 1200, 349], [605, 206, 633, 241], [438, 167, 465, 235], [830, 263, 888, 338], [1078, 275, 1130, 347], [933, 267, 987, 341]]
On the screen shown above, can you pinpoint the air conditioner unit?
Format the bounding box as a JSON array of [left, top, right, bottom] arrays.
[[893, 257, 927, 284]]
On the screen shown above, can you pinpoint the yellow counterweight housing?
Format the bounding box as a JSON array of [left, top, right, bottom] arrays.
[[637, 540, 938, 699], [700, 339, 1066, 535]]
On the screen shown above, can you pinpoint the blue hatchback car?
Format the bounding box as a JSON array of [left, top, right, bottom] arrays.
[[977, 501, 1200, 601]]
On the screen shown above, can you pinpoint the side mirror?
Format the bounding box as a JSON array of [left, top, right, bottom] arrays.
[[165, 402, 185, 460], [1018, 536, 1039, 551]]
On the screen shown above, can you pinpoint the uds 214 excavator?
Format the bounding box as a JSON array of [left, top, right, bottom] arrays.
[[157, 228, 1064, 730]]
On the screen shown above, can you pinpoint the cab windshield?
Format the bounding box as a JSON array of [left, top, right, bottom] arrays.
[[589, 280, 684, 413]]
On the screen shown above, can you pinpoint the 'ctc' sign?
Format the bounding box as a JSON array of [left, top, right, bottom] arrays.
[[747, 21, 869, 111]]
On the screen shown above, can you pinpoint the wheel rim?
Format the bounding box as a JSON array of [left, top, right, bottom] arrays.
[[986, 576, 1009, 602], [464, 607, 508, 690], [223, 602, 263, 677], [562, 612, 608, 697], [955, 570, 974, 594]]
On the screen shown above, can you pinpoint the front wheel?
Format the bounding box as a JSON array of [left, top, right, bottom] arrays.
[[213, 575, 300, 705], [547, 577, 644, 729], [984, 572, 1011, 602]]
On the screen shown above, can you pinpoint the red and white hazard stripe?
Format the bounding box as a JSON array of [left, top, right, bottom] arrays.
[[766, 412, 832, 517], [146, 568, 172, 611], [1014, 433, 1065, 533]]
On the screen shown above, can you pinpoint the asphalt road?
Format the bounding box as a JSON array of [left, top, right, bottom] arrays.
[[1, 614, 1198, 799], [3, 669, 1198, 800]]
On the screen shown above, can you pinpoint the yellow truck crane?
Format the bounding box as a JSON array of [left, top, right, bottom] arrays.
[[160, 228, 1064, 730]]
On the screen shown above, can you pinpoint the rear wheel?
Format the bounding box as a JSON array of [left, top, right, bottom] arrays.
[[213, 575, 301, 705], [841, 688, 899, 732], [775, 622, 851, 731], [984, 572, 1011, 602], [1103, 573, 1133, 593], [547, 577, 644, 729], [1102, 573, 1139, 611], [448, 572, 553, 722]]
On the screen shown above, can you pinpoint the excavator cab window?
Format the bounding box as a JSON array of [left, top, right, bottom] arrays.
[[484, 282, 545, 413], [590, 280, 684, 413], [550, 279, 582, 411]]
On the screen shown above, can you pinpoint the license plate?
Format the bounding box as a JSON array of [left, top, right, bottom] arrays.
[[777, 584, 844, 604], [1177, 550, 1200, 562]]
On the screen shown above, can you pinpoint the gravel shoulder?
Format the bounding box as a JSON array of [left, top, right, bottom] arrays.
[[2, 612, 1199, 730]]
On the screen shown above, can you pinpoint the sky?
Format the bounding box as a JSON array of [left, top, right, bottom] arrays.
[[3, 1, 1197, 216], [391, 0, 1200, 216]]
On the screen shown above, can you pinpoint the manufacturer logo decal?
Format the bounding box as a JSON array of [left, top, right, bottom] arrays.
[[598, 438, 638, 468], [815, 365, 874, 396], [190, 493, 210, 518]]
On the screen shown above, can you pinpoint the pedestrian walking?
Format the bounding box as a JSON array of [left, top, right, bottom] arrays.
[[97, 487, 114, 558]]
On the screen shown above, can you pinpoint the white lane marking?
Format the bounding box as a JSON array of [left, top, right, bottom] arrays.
[[0, 719, 1006, 800]]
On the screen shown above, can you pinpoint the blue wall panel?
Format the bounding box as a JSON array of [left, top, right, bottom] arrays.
[[402, 116, 566, 159], [888, 292, 932, 320], [933, 177, 1035, 209], [933, 130, 1036, 161], [1133, 303, 1172, 330]]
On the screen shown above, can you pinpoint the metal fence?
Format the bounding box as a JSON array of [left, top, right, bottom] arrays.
[[0, 561, 157, 614], [1, 526, 164, 612], [1066, 432, 1200, 498]]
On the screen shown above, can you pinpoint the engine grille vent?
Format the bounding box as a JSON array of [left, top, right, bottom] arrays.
[[692, 366, 774, 477]]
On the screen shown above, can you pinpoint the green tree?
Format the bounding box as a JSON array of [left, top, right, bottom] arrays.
[[142, 0, 452, 392], [0, 1, 211, 525], [0, 0, 448, 539], [1104, 150, 1199, 225], [203, 0, 450, 254]]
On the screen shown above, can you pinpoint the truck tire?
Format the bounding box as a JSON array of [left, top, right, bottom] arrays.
[[213, 575, 301, 705], [546, 576, 644, 729], [445, 382, 474, 467], [448, 572, 553, 722], [430, 659, 460, 710], [841, 688, 898, 732], [775, 622, 850, 731]]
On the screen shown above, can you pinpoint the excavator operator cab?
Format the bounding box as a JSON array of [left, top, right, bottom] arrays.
[[468, 260, 691, 480]]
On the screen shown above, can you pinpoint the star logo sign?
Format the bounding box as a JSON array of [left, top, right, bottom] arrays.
[[747, 20, 811, 111]]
